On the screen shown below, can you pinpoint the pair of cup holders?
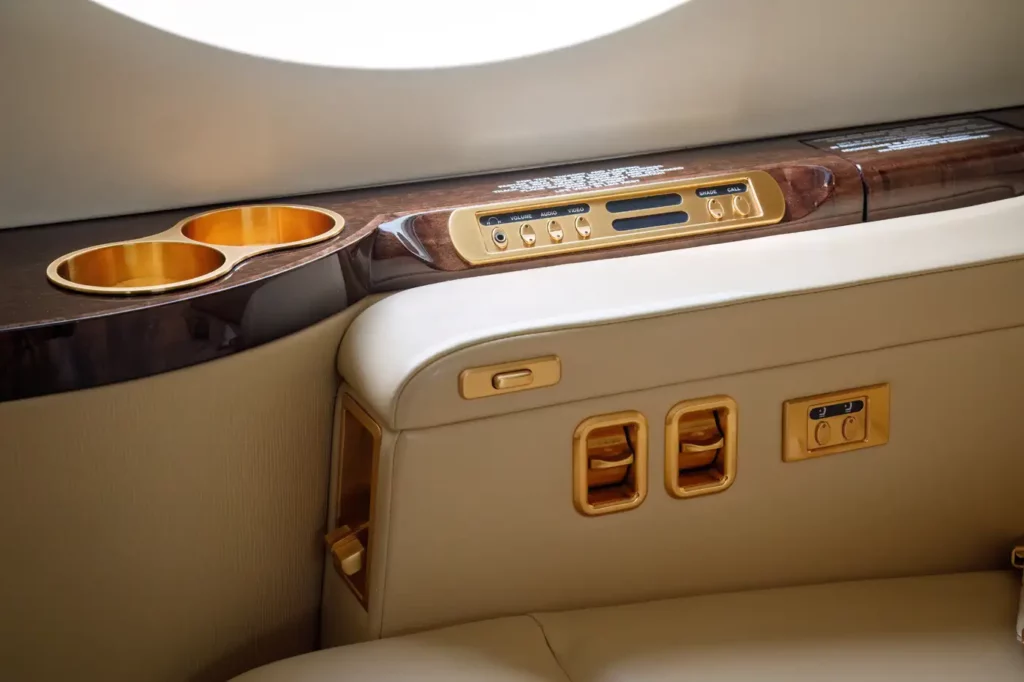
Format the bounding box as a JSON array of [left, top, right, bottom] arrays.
[[46, 204, 344, 295]]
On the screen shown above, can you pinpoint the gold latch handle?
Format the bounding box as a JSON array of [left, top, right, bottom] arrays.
[[325, 524, 368, 577], [589, 453, 634, 470], [680, 437, 725, 454]]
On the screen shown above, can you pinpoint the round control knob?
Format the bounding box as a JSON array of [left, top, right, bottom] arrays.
[[814, 421, 831, 447], [733, 194, 751, 217]]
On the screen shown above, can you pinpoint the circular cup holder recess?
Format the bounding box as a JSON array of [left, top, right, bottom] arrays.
[[51, 241, 227, 294], [180, 205, 342, 247]]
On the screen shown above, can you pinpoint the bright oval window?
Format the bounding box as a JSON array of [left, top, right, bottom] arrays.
[[90, 0, 686, 69]]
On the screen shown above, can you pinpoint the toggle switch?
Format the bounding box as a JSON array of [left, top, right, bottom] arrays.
[[573, 411, 647, 516], [460, 356, 560, 399], [732, 194, 751, 216], [574, 216, 592, 239], [492, 369, 532, 390], [707, 198, 725, 221], [520, 223, 537, 246], [547, 219, 564, 243], [665, 396, 737, 499]]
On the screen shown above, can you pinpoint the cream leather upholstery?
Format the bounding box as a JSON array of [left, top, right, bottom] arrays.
[[240, 571, 1024, 681], [340, 195, 1024, 430], [331, 196, 1024, 641], [238, 617, 570, 682], [0, 297, 380, 682]]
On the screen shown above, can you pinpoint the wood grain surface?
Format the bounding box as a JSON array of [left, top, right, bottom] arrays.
[[802, 114, 1024, 220], [2, 106, 1022, 401]]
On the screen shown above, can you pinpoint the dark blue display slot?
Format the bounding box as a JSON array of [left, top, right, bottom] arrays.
[[695, 183, 748, 198], [605, 193, 682, 213], [611, 211, 689, 231], [809, 399, 865, 420]]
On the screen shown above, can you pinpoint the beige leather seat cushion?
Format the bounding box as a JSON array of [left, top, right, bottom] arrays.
[[234, 571, 1023, 680]]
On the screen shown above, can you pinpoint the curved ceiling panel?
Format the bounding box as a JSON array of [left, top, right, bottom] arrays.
[[1, 0, 1023, 229]]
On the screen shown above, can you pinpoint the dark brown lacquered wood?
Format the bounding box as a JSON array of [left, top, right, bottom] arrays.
[[366, 138, 865, 289], [983, 106, 1024, 130], [802, 114, 1024, 221], [3, 108, 1024, 402]]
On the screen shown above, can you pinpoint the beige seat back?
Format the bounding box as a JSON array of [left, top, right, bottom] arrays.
[[326, 196, 1024, 642]]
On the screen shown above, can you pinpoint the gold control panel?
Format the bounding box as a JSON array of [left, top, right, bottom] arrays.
[[782, 384, 890, 462], [448, 171, 785, 265]]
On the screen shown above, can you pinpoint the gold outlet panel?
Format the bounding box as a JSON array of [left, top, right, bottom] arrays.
[[782, 384, 890, 462], [573, 411, 648, 516], [449, 170, 786, 265], [665, 396, 738, 498], [459, 356, 561, 399]]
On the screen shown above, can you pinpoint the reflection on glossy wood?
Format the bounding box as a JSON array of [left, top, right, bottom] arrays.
[[2, 107, 1022, 402], [803, 115, 1024, 220]]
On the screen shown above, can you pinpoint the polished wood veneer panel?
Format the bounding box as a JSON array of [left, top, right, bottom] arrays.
[[803, 113, 1024, 220], [3, 107, 1023, 402]]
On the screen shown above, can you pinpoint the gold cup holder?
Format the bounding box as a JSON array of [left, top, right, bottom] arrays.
[[180, 205, 340, 247], [47, 204, 344, 295], [52, 241, 227, 293]]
